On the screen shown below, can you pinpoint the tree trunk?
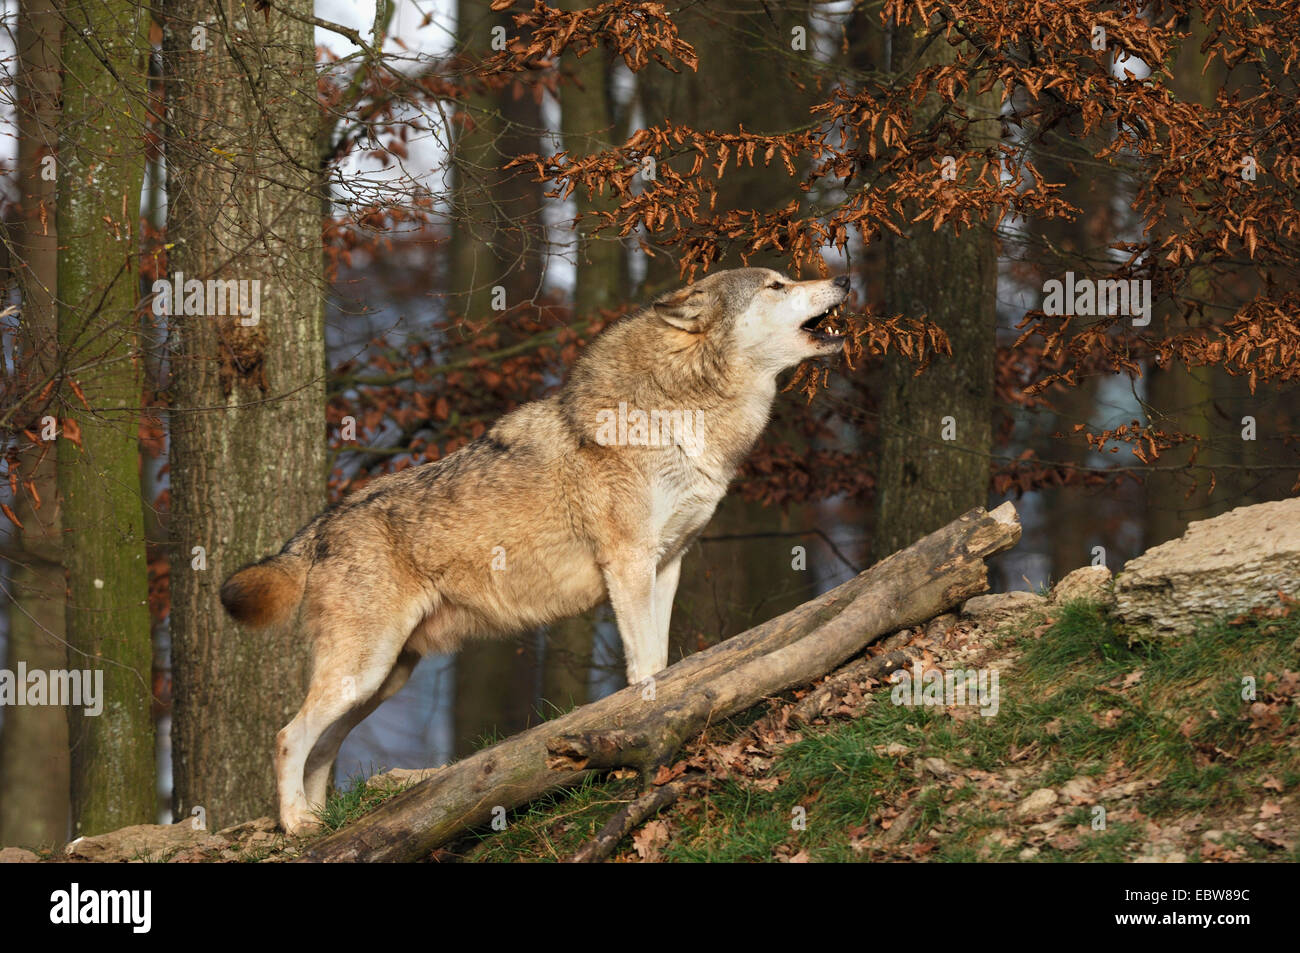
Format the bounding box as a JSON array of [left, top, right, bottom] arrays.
[[56, 0, 155, 837], [298, 502, 1019, 862], [541, 3, 628, 708], [163, 0, 325, 828], [449, 0, 551, 751], [1025, 106, 1114, 581], [557, 0, 626, 314], [449, 0, 547, 319], [872, 21, 1000, 562], [1144, 11, 1232, 548], [635, 2, 815, 291], [0, 0, 69, 848]]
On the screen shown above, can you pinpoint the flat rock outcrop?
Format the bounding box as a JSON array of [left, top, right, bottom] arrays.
[[1114, 499, 1300, 636]]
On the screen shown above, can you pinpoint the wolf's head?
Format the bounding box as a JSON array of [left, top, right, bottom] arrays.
[[651, 267, 850, 373], [561, 268, 851, 464]]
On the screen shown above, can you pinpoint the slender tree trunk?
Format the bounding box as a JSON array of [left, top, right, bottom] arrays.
[[872, 21, 999, 562], [163, 0, 324, 827], [56, 0, 155, 836], [450, 0, 547, 319], [558, 0, 626, 314], [0, 0, 69, 848], [450, 0, 550, 751], [1144, 12, 1229, 547], [1026, 115, 1114, 580], [541, 0, 628, 708]]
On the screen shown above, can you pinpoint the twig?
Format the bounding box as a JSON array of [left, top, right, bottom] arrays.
[[567, 779, 692, 863], [791, 648, 918, 725]]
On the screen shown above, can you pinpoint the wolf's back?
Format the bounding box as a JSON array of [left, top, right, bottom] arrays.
[[219, 552, 307, 628]]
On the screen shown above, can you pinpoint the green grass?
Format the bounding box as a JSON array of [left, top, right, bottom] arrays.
[[461, 774, 642, 862], [450, 599, 1300, 862], [315, 775, 413, 833]]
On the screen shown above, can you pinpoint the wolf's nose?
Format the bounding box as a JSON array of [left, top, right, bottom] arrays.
[[833, 275, 850, 290]]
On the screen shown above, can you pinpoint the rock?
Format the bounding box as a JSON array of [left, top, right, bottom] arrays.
[[1051, 566, 1114, 606], [983, 829, 1018, 849], [216, 816, 277, 838], [1016, 787, 1059, 818], [167, 848, 214, 864], [1060, 777, 1097, 802], [874, 742, 911, 757], [65, 821, 228, 863], [920, 757, 955, 779], [961, 591, 1045, 627], [1018, 846, 1040, 860], [1114, 499, 1300, 637], [0, 847, 40, 863], [1098, 778, 1159, 800], [924, 613, 959, 640], [1030, 814, 1070, 834], [364, 766, 442, 791], [1135, 844, 1187, 863]]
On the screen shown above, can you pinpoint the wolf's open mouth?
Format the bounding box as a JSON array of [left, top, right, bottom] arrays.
[[801, 303, 847, 340]]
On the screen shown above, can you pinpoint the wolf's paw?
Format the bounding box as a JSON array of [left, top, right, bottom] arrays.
[[281, 809, 322, 837]]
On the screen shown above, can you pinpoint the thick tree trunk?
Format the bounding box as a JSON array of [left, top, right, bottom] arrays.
[[0, 0, 69, 848], [163, 0, 325, 828], [540, 616, 593, 712], [56, 0, 155, 837], [298, 503, 1019, 862], [873, 23, 1000, 562], [452, 639, 536, 758]]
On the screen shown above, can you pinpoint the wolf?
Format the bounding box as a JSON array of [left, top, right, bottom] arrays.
[[220, 267, 850, 833]]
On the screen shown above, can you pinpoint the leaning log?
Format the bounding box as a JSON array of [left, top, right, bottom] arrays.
[[296, 502, 1020, 862]]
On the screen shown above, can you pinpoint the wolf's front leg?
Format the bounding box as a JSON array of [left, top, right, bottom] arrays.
[[602, 558, 661, 685], [653, 555, 682, 668]]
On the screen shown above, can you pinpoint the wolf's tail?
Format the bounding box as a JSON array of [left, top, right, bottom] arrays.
[[219, 553, 307, 628]]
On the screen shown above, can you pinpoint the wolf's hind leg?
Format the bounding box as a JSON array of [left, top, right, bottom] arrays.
[[275, 632, 410, 836], [301, 649, 420, 811]]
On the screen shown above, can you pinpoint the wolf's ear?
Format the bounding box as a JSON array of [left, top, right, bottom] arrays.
[[653, 288, 708, 332]]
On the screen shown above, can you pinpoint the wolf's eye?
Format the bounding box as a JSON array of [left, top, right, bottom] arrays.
[[767, 281, 786, 291]]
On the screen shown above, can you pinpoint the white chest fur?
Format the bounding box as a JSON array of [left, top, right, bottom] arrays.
[[646, 385, 774, 564]]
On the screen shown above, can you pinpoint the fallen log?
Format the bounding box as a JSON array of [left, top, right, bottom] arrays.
[[296, 502, 1020, 862], [547, 691, 718, 780]]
